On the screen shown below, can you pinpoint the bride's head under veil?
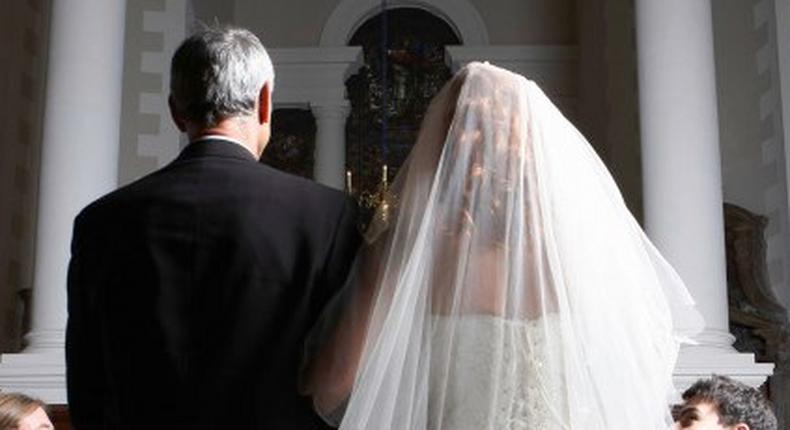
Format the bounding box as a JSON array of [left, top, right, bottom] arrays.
[[304, 62, 702, 430]]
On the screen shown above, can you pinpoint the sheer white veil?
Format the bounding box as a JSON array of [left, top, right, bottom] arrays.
[[303, 62, 703, 429]]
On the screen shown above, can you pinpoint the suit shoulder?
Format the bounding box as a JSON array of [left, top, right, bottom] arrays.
[[75, 190, 120, 227], [74, 167, 169, 224], [259, 165, 350, 207]]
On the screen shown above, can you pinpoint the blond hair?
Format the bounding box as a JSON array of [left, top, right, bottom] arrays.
[[0, 392, 47, 429]]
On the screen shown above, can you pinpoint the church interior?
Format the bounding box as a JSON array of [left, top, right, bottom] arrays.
[[1, 0, 789, 427]]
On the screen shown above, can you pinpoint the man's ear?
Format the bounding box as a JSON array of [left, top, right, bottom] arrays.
[[258, 83, 272, 125], [168, 95, 187, 132]]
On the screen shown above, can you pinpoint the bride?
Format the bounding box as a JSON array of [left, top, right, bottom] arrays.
[[302, 62, 702, 429]]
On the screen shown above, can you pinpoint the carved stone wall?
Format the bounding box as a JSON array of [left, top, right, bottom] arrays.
[[725, 203, 790, 427]]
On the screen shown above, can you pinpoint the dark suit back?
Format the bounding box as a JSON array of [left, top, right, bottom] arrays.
[[66, 139, 360, 429]]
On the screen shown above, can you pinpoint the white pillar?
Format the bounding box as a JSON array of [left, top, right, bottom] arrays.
[[313, 103, 350, 190], [0, 0, 126, 402], [266, 47, 361, 190], [636, 0, 731, 350], [635, 0, 773, 387]]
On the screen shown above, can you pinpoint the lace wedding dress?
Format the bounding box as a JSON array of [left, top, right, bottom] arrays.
[[429, 314, 568, 430]]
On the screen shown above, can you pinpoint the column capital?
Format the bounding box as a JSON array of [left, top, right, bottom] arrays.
[[311, 102, 351, 120], [269, 47, 363, 106]]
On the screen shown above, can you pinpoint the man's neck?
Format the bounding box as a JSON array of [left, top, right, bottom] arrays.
[[187, 119, 260, 158]]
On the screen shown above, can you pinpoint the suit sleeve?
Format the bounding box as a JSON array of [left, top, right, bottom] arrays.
[[317, 196, 362, 306], [301, 198, 368, 420], [65, 212, 108, 429]]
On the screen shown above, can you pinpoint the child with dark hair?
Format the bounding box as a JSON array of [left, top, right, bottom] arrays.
[[673, 375, 777, 430]]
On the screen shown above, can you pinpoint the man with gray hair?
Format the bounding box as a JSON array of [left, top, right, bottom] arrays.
[[66, 26, 360, 429]]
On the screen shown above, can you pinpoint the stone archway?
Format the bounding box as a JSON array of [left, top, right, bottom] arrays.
[[319, 0, 489, 46]]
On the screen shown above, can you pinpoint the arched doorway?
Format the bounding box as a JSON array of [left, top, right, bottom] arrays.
[[345, 7, 460, 218]]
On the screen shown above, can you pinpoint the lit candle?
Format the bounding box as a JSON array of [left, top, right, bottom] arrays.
[[346, 170, 353, 194], [382, 164, 388, 186]]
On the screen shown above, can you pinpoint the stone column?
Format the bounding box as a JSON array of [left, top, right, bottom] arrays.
[[266, 47, 362, 190], [312, 103, 350, 190], [635, 0, 773, 387], [0, 0, 126, 402], [636, 0, 731, 350]]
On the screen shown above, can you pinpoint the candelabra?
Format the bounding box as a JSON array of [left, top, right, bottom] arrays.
[[346, 164, 398, 231]]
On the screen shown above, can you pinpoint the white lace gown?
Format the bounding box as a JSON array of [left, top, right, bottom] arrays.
[[428, 314, 569, 430]]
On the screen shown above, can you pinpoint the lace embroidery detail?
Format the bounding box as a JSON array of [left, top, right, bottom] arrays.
[[429, 314, 569, 430]]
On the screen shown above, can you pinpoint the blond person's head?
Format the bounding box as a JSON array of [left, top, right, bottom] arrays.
[[0, 392, 53, 430]]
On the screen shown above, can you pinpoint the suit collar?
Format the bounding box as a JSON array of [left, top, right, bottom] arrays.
[[176, 138, 259, 163]]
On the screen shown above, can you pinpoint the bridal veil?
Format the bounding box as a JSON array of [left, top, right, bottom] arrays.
[[303, 62, 702, 429]]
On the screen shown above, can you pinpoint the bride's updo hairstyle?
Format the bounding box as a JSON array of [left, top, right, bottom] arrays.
[[437, 65, 529, 248]]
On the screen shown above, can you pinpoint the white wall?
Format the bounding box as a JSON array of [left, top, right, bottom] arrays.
[[0, 0, 50, 353], [118, 0, 189, 185], [191, 0, 234, 27], [234, 0, 339, 47], [467, 0, 575, 44], [713, 0, 790, 315]]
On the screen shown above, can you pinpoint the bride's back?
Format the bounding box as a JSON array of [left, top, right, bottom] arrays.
[[306, 62, 699, 430]]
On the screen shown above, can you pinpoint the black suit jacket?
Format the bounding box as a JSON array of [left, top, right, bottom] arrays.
[[66, 139, 361, 429]]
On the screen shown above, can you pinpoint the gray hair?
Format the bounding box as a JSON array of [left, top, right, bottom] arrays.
[[170, 26, 274, 128]]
